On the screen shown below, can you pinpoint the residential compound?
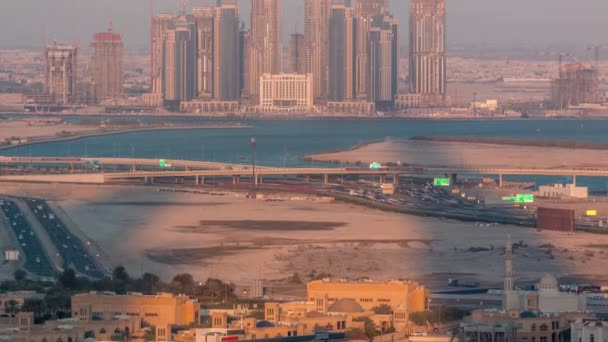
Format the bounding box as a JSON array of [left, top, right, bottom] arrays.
[[72, 291, 199, 339], [175, 278, 429, 341]]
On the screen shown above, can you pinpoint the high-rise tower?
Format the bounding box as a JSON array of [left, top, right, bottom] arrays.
[[45, 44, 77, 105], [91, 23, 123, 103], [328, 0, 355, 101], [304, 0, 331, 103], [151, 13, 176, 97], [368, 13, 399, 108], [163, 15, 197, 104], [214, 0, 241, 101], [288, 33, 305, 74], [409, 0, 446, 103], [247, 0, 282, 97], [193, 7, 215, 99]]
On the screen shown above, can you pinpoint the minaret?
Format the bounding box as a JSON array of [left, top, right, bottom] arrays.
[[504, 235, 518, 314], [504, 235, 513, 293]]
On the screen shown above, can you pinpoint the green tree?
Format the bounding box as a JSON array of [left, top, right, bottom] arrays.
[[354, 317, 378, 338], [84, 331, 95, 338], [5, 299, 20, 323], [112, 266, 131, 283], [372, 304, 393, 315], [13, 269, 27, 282], [59, 269, 78, 290], [171, 273, 194, 294], [21, 298, 47, 320]]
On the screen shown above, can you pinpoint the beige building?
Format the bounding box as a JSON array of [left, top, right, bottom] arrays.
[[247, 0, 283, 98], [259, 73, 313, 113], [326, 101, 376, 115], [151, 13, 176, 97], [71, 291, 199, 328], [0, 311, 140, 342], [193, 7, 215, 99], [538, 183, 588, 199], [304, 0, 331, 104], [91, 24, 123, 103], [307, 278, 428, 313], [45, 43, 77, 105], [409, 0, 447, 105]]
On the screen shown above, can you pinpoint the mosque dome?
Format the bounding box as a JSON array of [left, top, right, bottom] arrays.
[[538, 274, 559, 290], [327, 299, 365, 313]]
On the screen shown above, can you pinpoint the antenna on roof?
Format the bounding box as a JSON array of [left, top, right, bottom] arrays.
[[109, 17, 113, 32]]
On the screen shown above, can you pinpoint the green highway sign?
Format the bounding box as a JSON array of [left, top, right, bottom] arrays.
[[434, 177, 450, 187], [369, 162, 382, 169], [159, 159, 167, 167], [502, 194, 534, 203]]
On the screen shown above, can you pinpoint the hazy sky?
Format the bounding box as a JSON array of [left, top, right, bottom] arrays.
[[0, 0, 607, 50]]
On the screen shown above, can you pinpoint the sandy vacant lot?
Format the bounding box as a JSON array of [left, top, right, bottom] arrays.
[[306, 139, 608, 169], [0, 120, 97, 142], [2, 183, 608, 288]]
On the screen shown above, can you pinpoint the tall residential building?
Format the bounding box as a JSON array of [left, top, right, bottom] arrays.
[[151, 14, 176, 96], [304, 0, 331, 103], [551, 63, 600, 108], [353, 0, 386, 101], [214, 0, 241, 101], [409, 0, 446, 102], [328, 1, 355, 101], [355, 0, 387, 18], [163, 15, 197, 104], [288, 33, 305, 74], [247, 0, 282, 97], [91, 25, 123, 103], [368, 13, 399, 108], [193, 7, 215, 99], [45, 44, 77, 105]]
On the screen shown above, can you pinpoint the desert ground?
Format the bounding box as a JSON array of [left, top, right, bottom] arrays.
[[0, 119, 98, 142], [1, 182, 608, 289], [306, 139, 608, 169]]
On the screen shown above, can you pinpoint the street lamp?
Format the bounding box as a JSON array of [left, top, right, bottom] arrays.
[[250, 137, 256, 186]]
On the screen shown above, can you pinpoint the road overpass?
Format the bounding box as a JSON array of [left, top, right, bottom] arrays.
[[0, 156, 606, 186], [0, 156, 260, 171]]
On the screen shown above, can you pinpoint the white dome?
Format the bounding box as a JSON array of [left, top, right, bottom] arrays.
[[538, 274, 559, 290]]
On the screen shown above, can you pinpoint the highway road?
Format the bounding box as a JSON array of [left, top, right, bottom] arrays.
[[0, 199, 55, 279], [26, 199, 107, 279]]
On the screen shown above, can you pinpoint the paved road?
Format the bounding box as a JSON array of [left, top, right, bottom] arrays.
[[0, 199, 55, 278], [26, 199, 107, 279]]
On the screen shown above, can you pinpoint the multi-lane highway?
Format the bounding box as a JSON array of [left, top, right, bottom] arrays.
[[0, 199, 55, 278], [25, 199, 107, 279]]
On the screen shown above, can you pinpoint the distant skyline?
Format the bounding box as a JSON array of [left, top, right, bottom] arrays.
[[0, 0, 607, 50]]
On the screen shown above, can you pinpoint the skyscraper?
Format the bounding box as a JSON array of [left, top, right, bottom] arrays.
[[368, 13, 399, 108], [151, 13, 176, 97], [288, 33, 305, 74], [247, 0, 282, 97], [193, 7, 215, 99], [355, 0, 387, 18], [45, 44, 77, 105], [304, 0, 331, 103], [91, 24, 123, 103], [214, 0, 241, 101], [353, 0, 387, 101], [163, 15, 197, 104], [409, 0, 446, 103], [328, 1, 355, 101]]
